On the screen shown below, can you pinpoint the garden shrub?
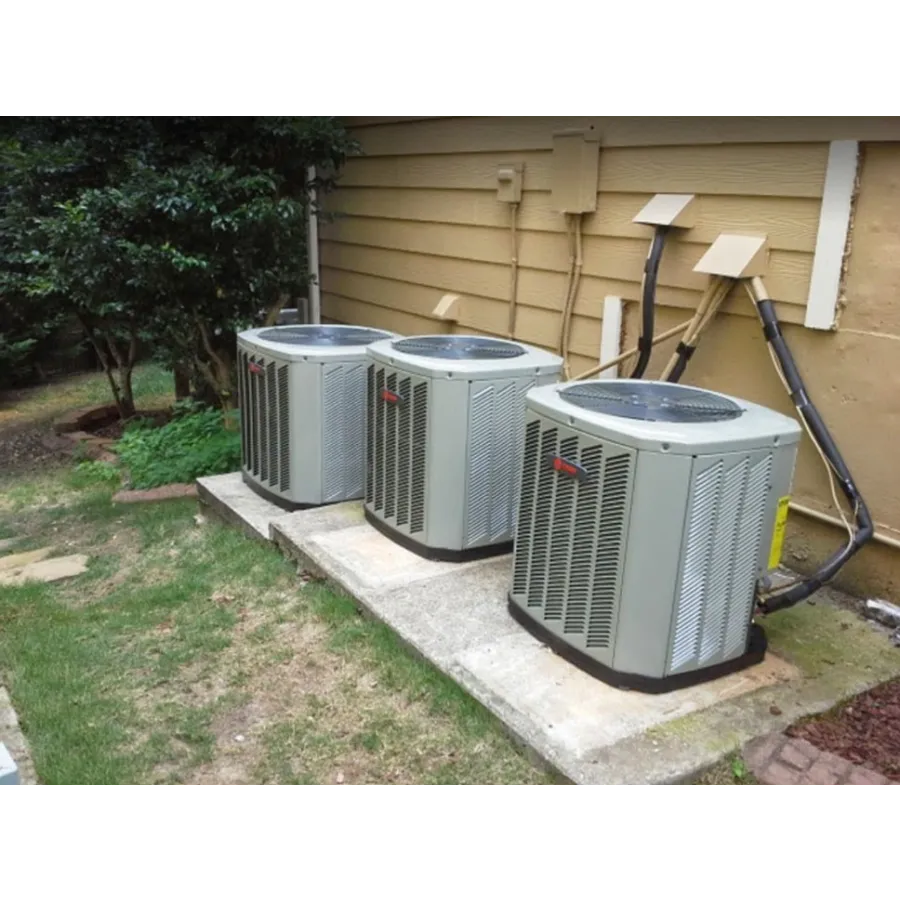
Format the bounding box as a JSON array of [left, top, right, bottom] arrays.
[[115, 407, 241, 489]]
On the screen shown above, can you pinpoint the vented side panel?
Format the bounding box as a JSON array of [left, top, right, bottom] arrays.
[[511, 419, 634, 656], [321, 364, 367, 503], [587, 454, 631, 650], [366, 365, 429, 535], [365, 365, 375, 504], [669, 453, 774, 674], [411, 383, 427, 533], [277, 365, 290, 490], [463, 381, 529, 548], [239, 350, 250, 470], [512, 421, 541, 597], [239, 348, 290, 494], [724, 457, 773, 657], [670, 463, 723, 671]]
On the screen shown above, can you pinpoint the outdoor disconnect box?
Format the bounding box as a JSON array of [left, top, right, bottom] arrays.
[[550, 129, 600, 214]]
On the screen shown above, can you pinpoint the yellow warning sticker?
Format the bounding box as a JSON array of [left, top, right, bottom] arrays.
[[768, 496, 791, 570]]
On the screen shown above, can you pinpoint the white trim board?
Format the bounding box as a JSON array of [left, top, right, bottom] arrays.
[[805, 140, 859, 331], [598, 296, 624, 378]]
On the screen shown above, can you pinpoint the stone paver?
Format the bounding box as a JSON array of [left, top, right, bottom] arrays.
[[0, 553, 89, 586], [113, 483, 198, 504], [745, 733, 895, 785], [0, 547, 54, 572]]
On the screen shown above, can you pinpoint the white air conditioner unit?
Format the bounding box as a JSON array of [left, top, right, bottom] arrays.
[[237, 324, 396, 510], [509, 380, 802, 693], [364, 335, 564, 560]]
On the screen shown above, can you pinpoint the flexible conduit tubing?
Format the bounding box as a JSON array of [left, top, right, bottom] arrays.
[[748, 276, 874, 613], [630, 226, 668, 379]]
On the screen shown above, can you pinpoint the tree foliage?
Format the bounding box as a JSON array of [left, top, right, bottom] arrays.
[[0, 117, 358, 412]]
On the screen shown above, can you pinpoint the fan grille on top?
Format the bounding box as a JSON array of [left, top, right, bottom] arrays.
[[257, 325, 391, 346], [392, 336, 526, 360], [559, 382, 744, 423]]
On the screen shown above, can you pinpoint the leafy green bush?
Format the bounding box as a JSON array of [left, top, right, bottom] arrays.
[[69, 459, 121, 488], [115, 407, 241, 489]]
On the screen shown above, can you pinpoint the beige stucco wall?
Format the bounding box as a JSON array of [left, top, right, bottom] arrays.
[[320, 117, 900, 601]]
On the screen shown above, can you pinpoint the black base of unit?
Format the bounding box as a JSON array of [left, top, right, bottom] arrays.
[[507, 597, 768, 695], [364, 508, 514, 563], [242, 472, 320, 512]]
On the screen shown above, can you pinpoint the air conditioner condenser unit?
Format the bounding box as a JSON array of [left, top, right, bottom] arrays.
[[364, 335, 564, 561], [508, 380, 802, 693], [237, 324, 395, 510]]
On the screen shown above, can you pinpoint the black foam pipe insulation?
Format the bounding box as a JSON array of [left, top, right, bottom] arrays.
[[753, 298, 874, 614], [629, 227, 668, 379]]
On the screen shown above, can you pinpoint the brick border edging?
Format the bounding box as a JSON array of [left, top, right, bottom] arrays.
[[112, 484, 198, 504], [745, 733, 895, 785]]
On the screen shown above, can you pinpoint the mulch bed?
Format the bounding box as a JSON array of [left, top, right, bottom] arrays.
[[787, 678, 900, 782], [92, 419, 128, 441]]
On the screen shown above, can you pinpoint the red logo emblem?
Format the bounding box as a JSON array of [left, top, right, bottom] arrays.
[[381, 388, 402, 404], [248, 361, 264, 375], [544, 454, 589, 482]]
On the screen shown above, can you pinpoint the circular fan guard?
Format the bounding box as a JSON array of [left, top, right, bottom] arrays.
[[559, 382, 743, 423], [257, 325, 391, 346], [392, 335, 526, 360]]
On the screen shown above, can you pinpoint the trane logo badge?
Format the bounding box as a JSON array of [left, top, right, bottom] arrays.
[[247, 361, 264, 375], [381, 388, 403, 404], [544, 454, 589, 482]]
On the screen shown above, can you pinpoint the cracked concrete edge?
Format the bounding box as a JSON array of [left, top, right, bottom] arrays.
[[270, 522, 574, 784], [0, 688, 36, 785]]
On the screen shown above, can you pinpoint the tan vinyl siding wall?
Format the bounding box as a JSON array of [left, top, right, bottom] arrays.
[[321, 119, 831, 368], [320, 117, 900, 600]]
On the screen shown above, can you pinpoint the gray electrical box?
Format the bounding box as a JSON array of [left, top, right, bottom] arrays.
[[364, 335, 563, 561], [508, 380, 801, 693], [237, 324, 396, 510]]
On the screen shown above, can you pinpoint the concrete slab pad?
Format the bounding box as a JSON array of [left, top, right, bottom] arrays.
[[197, 472, 291, 542], [208, 481, 900, 784], [0, 547, 54, 572], [0, 553, 90, 586], [454, 631, 797, 760]]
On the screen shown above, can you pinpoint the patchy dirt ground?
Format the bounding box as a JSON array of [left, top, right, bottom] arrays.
[[787, 678, 900, 782]]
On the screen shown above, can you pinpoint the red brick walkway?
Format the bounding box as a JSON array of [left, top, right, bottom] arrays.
[[745, 733, 894, 785]]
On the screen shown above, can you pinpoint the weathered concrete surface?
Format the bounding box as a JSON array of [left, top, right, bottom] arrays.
[[207, 473, 900, 784], [197, 472, 293, 542], [0, 688, 35, 785], [0, 554, 90, 586]]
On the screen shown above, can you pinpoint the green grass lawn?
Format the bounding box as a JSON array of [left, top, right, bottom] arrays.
[[0, 363, 174, 433], [0, 373, 553, 784]]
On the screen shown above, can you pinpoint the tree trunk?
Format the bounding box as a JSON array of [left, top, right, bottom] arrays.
[[76, 314, 130, 418], [194, 317, 237, 422], [174, 364, 192, 400], [119, 366, 136, 418]]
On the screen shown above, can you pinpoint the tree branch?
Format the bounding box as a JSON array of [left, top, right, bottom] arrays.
[[263, 292, 291, 327]]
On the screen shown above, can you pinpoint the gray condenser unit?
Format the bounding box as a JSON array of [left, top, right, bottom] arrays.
[[364, 335, 564, 560], [237, 324, 395, 510], [508, 380, 802, 693]]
